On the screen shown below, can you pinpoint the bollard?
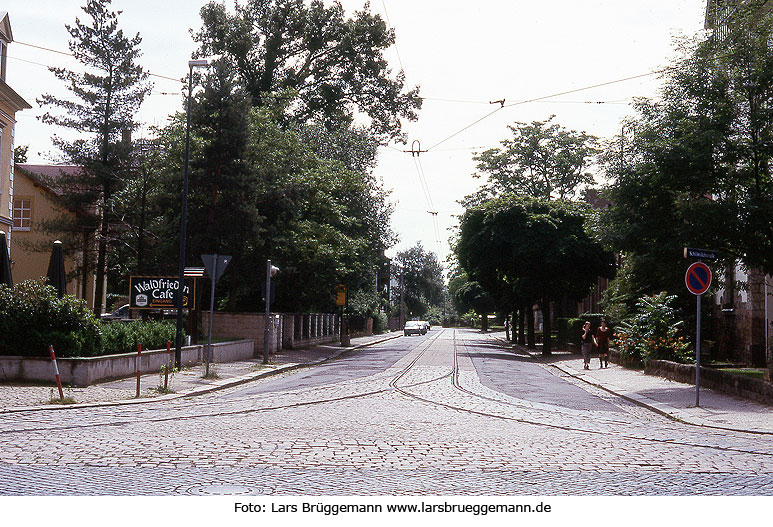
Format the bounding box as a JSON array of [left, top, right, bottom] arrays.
[[164, 340, 171, 391], [48, 345, 64, 400], [136, 344, 142, 398]]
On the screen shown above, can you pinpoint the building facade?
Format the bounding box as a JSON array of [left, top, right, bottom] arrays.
[[12, 164, 100, 309], [705, 0, 773, 367], [0, 12, 31, 250]]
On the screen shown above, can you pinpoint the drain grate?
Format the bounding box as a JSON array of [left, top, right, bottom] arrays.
[[185, 484, 260, 495]]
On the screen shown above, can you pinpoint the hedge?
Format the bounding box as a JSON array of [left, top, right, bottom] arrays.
[[0, 279, 181, 358]]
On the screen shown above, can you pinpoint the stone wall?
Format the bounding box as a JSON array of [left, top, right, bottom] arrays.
[[645, 359, 773, 406], [712, 266, 768, 367], [208, 311, 282, 355], [0, 340, 254, 386], [208, 311, 339, 352]]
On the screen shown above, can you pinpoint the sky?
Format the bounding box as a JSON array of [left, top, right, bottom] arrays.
[[6, 0, 708, 268]]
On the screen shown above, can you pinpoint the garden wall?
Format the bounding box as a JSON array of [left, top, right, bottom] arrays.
[[644, 359, 773, 406], [0, 340, 254, 387]]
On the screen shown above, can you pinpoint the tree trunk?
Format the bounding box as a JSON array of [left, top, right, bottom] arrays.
[[542, 299, 552, 356], [518, 307, 526, 345], [93, 194, 109, 317], [481, 313, 488, 332], [526, 304, 535, 348], [80, 231, 89, 300]]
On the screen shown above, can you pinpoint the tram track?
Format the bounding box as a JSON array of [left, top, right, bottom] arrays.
[[0, 332, 447, 436], [387, 329, 773, 458], [2, 329, 772, 460]]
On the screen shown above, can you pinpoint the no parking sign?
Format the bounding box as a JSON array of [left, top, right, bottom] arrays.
[[685, 260, 712, 407], [685, 261, 712, 295]]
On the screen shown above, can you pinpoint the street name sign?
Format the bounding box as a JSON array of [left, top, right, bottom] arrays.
[[683, 247, 718, 261]]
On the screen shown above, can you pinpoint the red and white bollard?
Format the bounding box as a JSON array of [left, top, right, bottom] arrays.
[[136, 344, 142, 398], [48, 345, 64, 400], [164, 340, 172, 391]]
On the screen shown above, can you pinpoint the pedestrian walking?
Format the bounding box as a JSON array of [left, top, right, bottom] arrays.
[[595, 319, 611, 368], [580, 321, 594, 370], [504, 316, 511, 341]]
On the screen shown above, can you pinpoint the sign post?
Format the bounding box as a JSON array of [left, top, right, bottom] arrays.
[[201, 254, 231, 377], [685, 261, 712, 407], [336, 284, 349, 346]]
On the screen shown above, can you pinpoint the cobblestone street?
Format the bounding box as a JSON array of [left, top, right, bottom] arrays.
[[1, 329, 772, 495]]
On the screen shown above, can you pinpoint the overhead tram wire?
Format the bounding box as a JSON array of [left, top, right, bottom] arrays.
[[15, 40, 184, 83], [412, 155, 445, 261], [425, 67, 671, 152], [380, 1, 446, 262]]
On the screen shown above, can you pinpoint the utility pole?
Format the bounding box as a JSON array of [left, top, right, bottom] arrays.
[[400, 270, 405, 327], [263, 260, 279, 364]]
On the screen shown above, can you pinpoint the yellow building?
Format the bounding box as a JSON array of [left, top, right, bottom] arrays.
[[0, 12, 31, 251], [12, 164, 101, 309]]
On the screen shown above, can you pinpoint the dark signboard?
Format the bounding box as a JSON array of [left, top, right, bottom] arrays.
[[129, 276, 196, 310]]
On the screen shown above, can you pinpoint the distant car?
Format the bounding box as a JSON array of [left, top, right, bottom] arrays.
[[101, 304, 130, 320], [404, 320, 424, 336]]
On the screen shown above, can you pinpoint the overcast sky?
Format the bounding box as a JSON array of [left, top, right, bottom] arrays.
[[7, 0, 708, 267]]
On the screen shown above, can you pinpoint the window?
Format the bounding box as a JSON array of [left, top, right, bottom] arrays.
[[12, 198, 31, 231]]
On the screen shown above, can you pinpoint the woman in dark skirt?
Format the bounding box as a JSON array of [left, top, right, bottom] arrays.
[[580, 321, 594, 370], [595, 319, 611, 368]]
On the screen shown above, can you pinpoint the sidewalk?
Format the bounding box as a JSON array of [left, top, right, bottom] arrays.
[[501, 335, 773, 435], [0, 332, 401, 413]]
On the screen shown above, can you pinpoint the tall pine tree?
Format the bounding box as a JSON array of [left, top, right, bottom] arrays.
[[38, 0, 151, 314]]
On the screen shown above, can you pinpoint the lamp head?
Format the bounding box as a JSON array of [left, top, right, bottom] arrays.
[[188, 58, 210, 68]]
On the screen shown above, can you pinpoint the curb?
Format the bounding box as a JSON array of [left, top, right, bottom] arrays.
[[491, 335, 773, 436], [0, 333, 402, 414]]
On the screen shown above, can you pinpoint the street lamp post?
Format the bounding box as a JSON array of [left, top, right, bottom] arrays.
[[263, 260, 279, 364], [175, 58, 210, 368]]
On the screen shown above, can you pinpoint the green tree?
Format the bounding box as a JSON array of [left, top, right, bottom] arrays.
[[457, 195, 615, 355], [13, 145, 28, 164], [603, 5, 773, 306], [471, 116, 598, 204], [194, 0, 421, 142], [37, 0, 151, 315], [395, 243, 445, 319], [150, 94, 395, 313]]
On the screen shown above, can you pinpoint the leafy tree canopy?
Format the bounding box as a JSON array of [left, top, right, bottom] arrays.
[[194, 0, 421, 142], [457, 195, 615, 307], [599, 5, 773, 323], [470, 116, 599, 205], [395, 243, 445, 319]]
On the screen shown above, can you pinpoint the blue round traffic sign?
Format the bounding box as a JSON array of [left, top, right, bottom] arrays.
[[685, 261, 712, 295]]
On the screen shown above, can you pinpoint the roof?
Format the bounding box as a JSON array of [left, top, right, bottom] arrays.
[[584, 188, 614, 209], [0, 12, 12, 43], [15, 164, 83, 196]]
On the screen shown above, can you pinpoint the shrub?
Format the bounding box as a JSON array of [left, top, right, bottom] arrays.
[[371, 311, 388, 334], [100, 320, 178, 355], [613, 292, 692, 366], [460, 310, 480, 328], [0, 279, 102, 357], [566, 318, 585, 345], [555, 318, 570, 345]]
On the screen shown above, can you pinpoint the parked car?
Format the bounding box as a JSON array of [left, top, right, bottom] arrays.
[[101, 304, 130, 320], [404, 320, 424, 336]]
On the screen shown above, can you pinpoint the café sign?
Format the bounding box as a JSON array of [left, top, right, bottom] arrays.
[[129, 276, 196, 310]]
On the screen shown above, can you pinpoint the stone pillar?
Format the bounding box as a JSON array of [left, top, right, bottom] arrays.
[[282, 314, 294, 349], [749, 268, 767, 367]]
